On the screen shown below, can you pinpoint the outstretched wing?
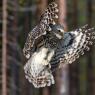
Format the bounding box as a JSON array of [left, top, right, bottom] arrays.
[[50, 25, 95, 70], [23, 2, 59, 59], [40, 2, 58, 30]]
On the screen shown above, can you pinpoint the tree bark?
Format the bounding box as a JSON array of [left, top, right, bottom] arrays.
[[36, 0, 50, 95], [55, 0, 68, 95], [69, 0, 79, 95], [2, 0, 7, 95], [86, 0, 94, 95]]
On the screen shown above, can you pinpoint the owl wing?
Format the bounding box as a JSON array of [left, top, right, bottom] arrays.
[[50, 25, 95, 70], [39, 2, 59, 30], [23, 2, 59, 59]]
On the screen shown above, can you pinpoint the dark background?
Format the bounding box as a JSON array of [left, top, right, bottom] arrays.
[[1, 0, 95, 95]]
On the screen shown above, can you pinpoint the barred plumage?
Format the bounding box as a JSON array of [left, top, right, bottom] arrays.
[[50, 25, 95, 70], [24, 48, 55, 88], [23, 2, 95, 88], [23, 2, 59, 59]]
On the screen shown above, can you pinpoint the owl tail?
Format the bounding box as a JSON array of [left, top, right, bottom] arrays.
[[24, 55, 55, 88], [30, 70, 55, 88]]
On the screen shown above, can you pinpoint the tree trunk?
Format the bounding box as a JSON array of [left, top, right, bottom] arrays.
[[86, 0, 94, 95], [36, 0, 50, 95], [55, 0, 68, 95], [69, 0, 79, 95], [2, 0, 7, 95], [2, 0, 22, 95]]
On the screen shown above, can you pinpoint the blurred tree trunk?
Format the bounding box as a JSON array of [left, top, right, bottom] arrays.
[[2, 0, 22, 95], [36, 0, 47, 21], [22, 0, 33, 95], [55, 0, 68, 95], [91, 1, 95, 95], [86, 0, 94, 95], [0, 0, 2, 94], [24, 0, 31, 41], [2, 0, 7, 95], [10, 1, 21, 95], [72, 0, 78, 27], [69, 0, 79, 95], [58, 0, 67, 30], [36, 0, 50, 95]]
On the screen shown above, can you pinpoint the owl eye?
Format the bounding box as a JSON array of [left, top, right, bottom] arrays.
[[57, 29, 64, 36], [57, 28, 63, 32], [58, 29, 61, 32]]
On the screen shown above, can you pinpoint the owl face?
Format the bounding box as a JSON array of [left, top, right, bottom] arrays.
[[50, 24, 64, 39]]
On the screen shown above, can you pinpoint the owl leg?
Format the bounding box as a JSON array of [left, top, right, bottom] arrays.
[[41, 49, 54, 68], [47, 50, 55, 68], [43, 49, 55, 68], [40, 47, 50, 66], [46, 50, 55, 62]]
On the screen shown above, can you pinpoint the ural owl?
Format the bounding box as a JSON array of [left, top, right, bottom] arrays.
[[23, 2, 95, 88]]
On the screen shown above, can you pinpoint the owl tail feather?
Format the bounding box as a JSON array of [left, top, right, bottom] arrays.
[[24, 50, 55, 88]]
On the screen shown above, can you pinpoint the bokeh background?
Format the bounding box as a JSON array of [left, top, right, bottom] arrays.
[[1, 0, 95, 95]]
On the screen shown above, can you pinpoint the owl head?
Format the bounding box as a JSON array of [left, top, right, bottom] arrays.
[[49, 24, 65, 39]]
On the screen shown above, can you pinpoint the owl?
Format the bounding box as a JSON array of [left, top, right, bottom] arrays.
[[23, 2, 95, 88]]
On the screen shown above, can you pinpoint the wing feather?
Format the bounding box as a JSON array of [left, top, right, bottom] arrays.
[[50, 25, 95, 70], [40, 2, 58, 29], [23, 2, 59, 59]]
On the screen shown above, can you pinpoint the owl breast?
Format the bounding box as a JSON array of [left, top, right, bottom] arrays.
[[44, 32, 60, 49]]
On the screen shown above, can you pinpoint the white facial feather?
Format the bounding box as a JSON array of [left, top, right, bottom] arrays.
[[54, 33, 62, 39]]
